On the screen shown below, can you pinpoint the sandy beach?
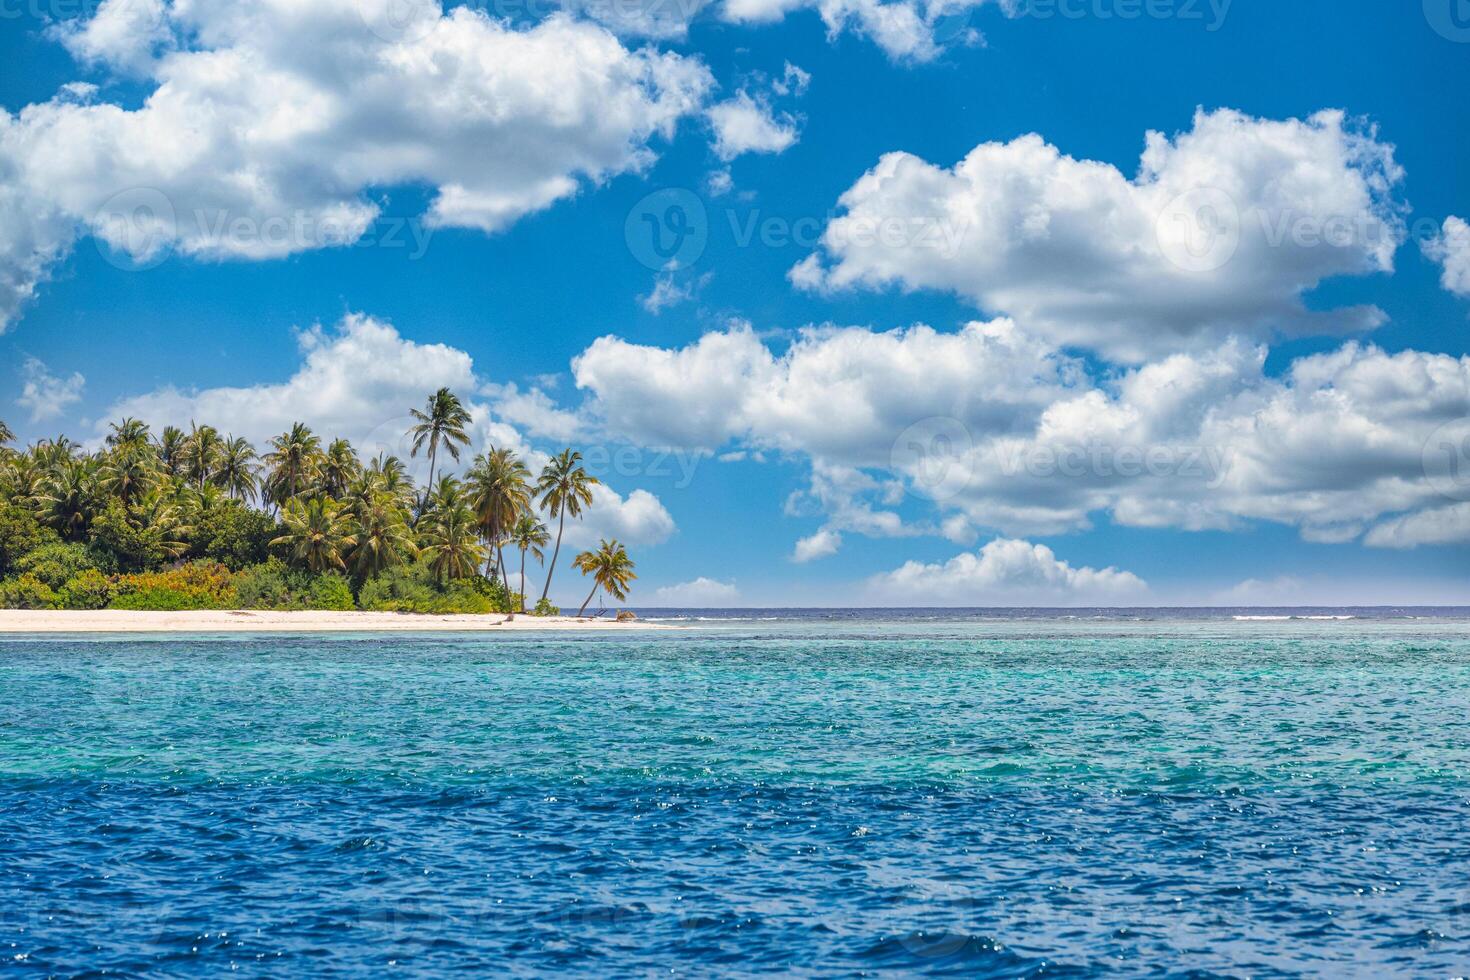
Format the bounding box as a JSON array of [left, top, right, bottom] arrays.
[[0, 610, 674, 633]]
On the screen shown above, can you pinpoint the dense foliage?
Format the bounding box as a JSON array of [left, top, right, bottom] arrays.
[[0, 389, 635, 615]]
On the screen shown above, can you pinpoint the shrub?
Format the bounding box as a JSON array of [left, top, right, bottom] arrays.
[[358, 561, 496, 614], [89, 500, 175, 573], [15, 542, 102, 591], [0, 574, 59, 610], [233, 559, 355, 610], [111, 562, 237, 611], [0, 504, 57, 577], [306, 573, 354, 611], [58, 568, 115, 610], [191, 504, 277, 570], [532, 597, 560, 617]]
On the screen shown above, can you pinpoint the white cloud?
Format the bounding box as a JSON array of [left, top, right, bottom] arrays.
[[793, 108, 1405, 362], [653, 576, 740, 604], [721, 0, 991, 62], [0, 2, 712, 330], [1364, 503, 1470, 549], [868, 538, 1147, 605], [16, 357, 86, 423], [52, 0, 172, 74], [792, 528, 841, 562], [706, 91, 799, 161], [1424, 216, 1470, 298], [559, 483, 677, 548]]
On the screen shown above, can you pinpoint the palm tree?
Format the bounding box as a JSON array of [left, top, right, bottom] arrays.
[[535, 449, 600, 604], [215, 436, 259, 503], [369, 453, 416, 510], [571, 539, 635, 617], [508, 513, 550, 614], [346, 487, 417, 580], [271, 496, 355, 574], [466, 447, 531, 592], [0, 419, 12, 447], [263, 423, 323, 509], [183, 423, 224, 489], [419, 499, 486, 583], [321, 438, 361, 499], [106, 417, 150, 450], [157, 426, 187, 478], [98, 443, 160, 507], [407, 388, 472, 494], [38, 457, 99, 541]]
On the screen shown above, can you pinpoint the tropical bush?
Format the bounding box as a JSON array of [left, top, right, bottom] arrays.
[[111, 562, 237, 611], [357, 560, 500, 614], [0, 574, 58, 609], [0, 504, 55, 577], [14, 541, 105, 591], [58, 568, 115, 610], [532, 597, 560, 616]]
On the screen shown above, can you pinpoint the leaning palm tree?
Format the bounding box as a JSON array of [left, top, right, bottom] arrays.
[[407, 387, 472, 494], [535, 449, 600, 604], [214, 436, 259, 503], [571, 539, 636, 617], [271, 496, 356, 574], [418, 500, 486, 583], [508, 513, 550, 614], [183, 423, 224, 489], [263, 423, 323, 510], [321, 438, 361, 499], [466, 447, 532, 592]]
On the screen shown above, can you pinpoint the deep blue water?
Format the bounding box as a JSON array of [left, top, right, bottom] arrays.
[[4, 614, 1470, 975]]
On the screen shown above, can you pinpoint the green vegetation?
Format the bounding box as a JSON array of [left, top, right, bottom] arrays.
[[0, 393, 635, 615]]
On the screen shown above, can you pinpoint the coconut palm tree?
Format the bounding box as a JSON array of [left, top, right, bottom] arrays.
[[571, 539, 635, 617], [215, 436, 259, 503], [0, 419, 12, 447], [157, 426, 187, 478], [535, 449, 599, 604], [347, 488, 417, 580], [183, 423, 224, 489], [271, 496, 355, 574], [98, 443, 160, 507], [106, 417, 150, 450], [466, 447, 531, 592], [407, 387, 472, 494], [321, 438, 361, 499], [509, 513, 550, 614], [263, 423, 322, 509], [38, 457, 100, 541], [369, 453, 416, 510], [418, 498, 485, 583]]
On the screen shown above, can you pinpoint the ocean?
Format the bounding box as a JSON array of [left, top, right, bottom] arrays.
[[4, 611, 1470, 975]]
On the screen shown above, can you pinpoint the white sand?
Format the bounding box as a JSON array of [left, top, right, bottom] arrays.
[[0, 610, 673, 633]]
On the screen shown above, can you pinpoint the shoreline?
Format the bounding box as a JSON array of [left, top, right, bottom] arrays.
[[0, 610, 676, 633]]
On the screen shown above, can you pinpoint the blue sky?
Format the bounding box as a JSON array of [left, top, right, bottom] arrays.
[[2, 0, 1468, 605]]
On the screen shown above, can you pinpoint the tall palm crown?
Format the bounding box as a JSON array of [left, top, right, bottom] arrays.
[[467, 446, 532, 585], [509, 514, 550, 614], [571, 539, 636, 617], [369, 453, 415, 509], [38, 458, 100, 541], [264, 423, 323, 507], [271, 496, 355, 574], [183, 423, 224, 488], [0, 419, 12, 447], [407, 388, 472, 493], [535, 449, 600, 603], [215, 436, 259, 502], [99, 443, 160, 507], [346, 487, 417, 580], [106, 417, 150, 450], [321, 438, 361, 499], [157, 426, 187, 477]]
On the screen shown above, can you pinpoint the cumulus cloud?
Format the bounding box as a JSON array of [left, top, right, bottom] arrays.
[[793, 108, 1405, 362], [1424, 216, 1470, 298], [868, 538, 1147, 605], [722, 0, 990, 61], [16, 357, 86, 423], [0, 1, 712, 330], [1364, 503, 1470, 549], [707, 91, 799, 160], [792, 528, 842, 562], [653, 576, 740, 604]]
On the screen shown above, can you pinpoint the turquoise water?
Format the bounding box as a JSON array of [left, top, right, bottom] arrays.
[[4, 616, 1470, 974]]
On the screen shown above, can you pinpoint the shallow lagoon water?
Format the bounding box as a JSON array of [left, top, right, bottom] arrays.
[[3, 614, 1470, 975]]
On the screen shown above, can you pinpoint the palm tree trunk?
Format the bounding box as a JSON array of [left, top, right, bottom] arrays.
[[541, 508, 566, 603], [518, 549, 527, 614], [578, 583, 598, 617]]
